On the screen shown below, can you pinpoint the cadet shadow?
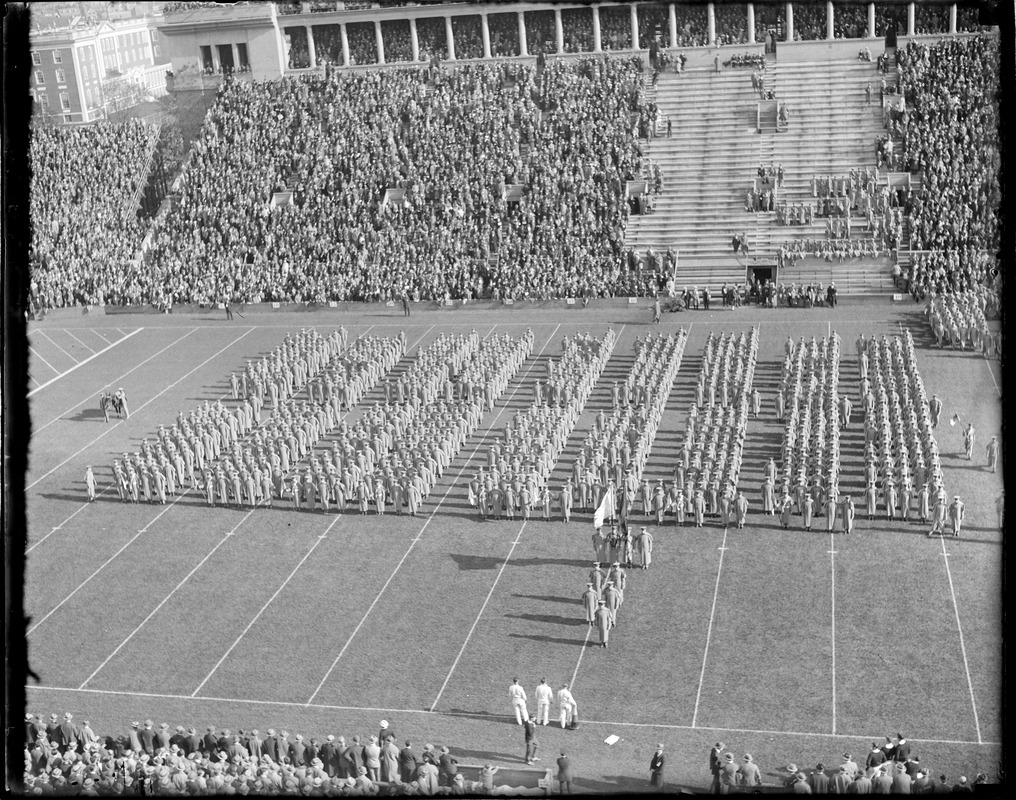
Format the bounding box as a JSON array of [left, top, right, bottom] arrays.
[[450, 554, 502, 571], [574, 775, 658, 793], [508, 632, 589, 648], [510, 594, 582, 606], [510, 557, 593, 569], [67, 408, 109, 423], [504, 613, 587, 627]]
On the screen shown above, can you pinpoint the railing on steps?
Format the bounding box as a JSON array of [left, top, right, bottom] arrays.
[[125, 124, 162, 220]]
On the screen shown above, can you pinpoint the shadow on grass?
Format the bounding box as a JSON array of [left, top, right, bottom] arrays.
[[508, 632, 590, 647], [67, 408, 108, 423], [504, 613, 587, 627], [450, 555, 591, 570], [511, 594, 582, 606], [442, 709, 517, 727], [450, 746, 521, 763]]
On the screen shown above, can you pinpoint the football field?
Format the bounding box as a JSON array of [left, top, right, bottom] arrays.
[[22, 300, 1002, 791]]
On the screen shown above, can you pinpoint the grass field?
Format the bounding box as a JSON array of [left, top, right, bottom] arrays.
[[21, 300, 1003, 792]]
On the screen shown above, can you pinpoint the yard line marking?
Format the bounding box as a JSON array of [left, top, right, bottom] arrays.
[[29, 328, 144, 397], [91, 329, 113, 345], [829, 532, 837, 735], [691, 525, 729, 729], [430, 521, 528, 711], [985, 359, 1001, 397], [114, 328, 126, 336], [938, 533, 983, 744], [22, 686, 1002, 748], [306, 322, 562, 706], [30, 345, 61, 376], [27, 486, 114, 554], [569, 626, 594, 691], [63, 329, 96, 353], [78, 510, 255, 690], [27, 328, 253, 491], [30, 375, 41, 388], [36, 329, 78, 363], [191, 515, 342, 697], [28, 489, 194, 634]]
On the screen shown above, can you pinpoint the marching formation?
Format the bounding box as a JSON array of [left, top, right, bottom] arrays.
[[858, 331, 959, 536], [471, 330, 616, 520], [674, 329, 759, 528], [109, 329, 351, 506], [775, 333, 846, 532]]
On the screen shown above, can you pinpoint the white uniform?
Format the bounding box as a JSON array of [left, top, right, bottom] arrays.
[[534, 682, 554, 725], [556, 687, 576, 728], [509, 682, 529, 724]]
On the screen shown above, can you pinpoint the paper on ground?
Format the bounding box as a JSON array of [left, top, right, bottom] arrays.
[[603, 734, 620, 745]]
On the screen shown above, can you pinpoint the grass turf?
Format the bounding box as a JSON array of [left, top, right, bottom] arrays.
[[22, 302, 1002, 791]]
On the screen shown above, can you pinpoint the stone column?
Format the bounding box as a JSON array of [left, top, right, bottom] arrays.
[[340, 23, 349, 67], [949, 3, 957, 34], [445, 15, 456, 60], [592, 6, 602, 52], [707, 2, 716, 44], [630, 3, 640, 49], [747, 3, 755, 45], [907, 2, 915, 36], [785, 2, 793, 40], [669, 3, 678, 48], [868, 2, 876, 37], [375, 21, 385, 64], [481, 13, 491, 58], [518, 11, 528, 56], [555, 8, 564, 53], [409, 18, 419, 61], [231, 43, 239, 72], [826, 0, 835, 40], [306, 25, 316, 67]]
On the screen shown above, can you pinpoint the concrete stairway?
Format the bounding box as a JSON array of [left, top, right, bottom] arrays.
[[626, 58, 899, 296]]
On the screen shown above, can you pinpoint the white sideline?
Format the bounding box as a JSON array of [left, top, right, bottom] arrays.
[[23, 685, 1000, 748]]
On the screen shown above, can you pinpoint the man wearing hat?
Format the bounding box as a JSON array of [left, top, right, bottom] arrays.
[[638, 526, 654, 569], [891, 763, 912, 793], [948, 495, 965, 537], [594, 600, 611, 648], [738, 754, 761, 788], [581, 582, 598, 627], [534, 678, 554, 726], [719, 753, 739, 792], [398, 741, 417, 784], [557, 684, 577, 729], [85, 465, 97, 502], [523, 715, 539, 765], [138, 721, 156, 756], [709, 742, 726, 793]]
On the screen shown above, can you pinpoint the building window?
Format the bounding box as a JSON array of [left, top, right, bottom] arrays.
[[64, 114, 73, 123], [56, 68, 66, 83], [35, 70, 45, 84], [32, 52, 41, 65], [53, 50, 62, 64], [60, 91, 70, 111], [39, 93, 50, 108], [86, 88, 92, 106], [152, 29, 159, 41], [154, 44, 161, 57]]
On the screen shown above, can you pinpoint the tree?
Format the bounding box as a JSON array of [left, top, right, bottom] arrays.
[[101, 71, 147, 123]]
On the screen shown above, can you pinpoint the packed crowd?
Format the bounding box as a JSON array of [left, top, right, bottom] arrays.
[[22, 711, 545, 796], [925, 287, 999, 356], [524, 9, 555, 55], [29, 120, 155, 310], [898, 36, 999, 294], [906, 250, 998, 299], [451, 16, 483, 60], [914, 2, 951, 35], [472, 330, 616, 519], [858, 331, 953, 534], [753, 1, 784, 44], [774, 334, 844, 531], [778, 237, 883, 267], [832, 3, 870, 40], [724, 52, 766, 69], [791, 3, 826, 41], [488, 12, 519, 58], [380, 20, 413, 63], [130, 58, 647, 307], [710, 736, 989, 793]]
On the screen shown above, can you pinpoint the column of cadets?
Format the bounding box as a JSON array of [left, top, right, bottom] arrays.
[[581, 331, 689, 649], [281, 328, 532, 515], [214, 332, 406, 510], [858, 331, 949, 532], [110, 328, 354, 506], [581, 329, 688, 522], [473, 330, 616, 520], [676, 329, 759, 528], [776, 334, 844, 532], [926, 286, 999, 356]]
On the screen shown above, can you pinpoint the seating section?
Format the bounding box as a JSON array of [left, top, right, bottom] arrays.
[[29, 120, 155, 309], [137, 59, 647, 306]]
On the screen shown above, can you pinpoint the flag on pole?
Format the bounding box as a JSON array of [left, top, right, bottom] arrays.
[[618, 488, 630, 524], [950, 413, 960, 427], [593, 487, 615, 529], [467, 483, 477, 507]]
